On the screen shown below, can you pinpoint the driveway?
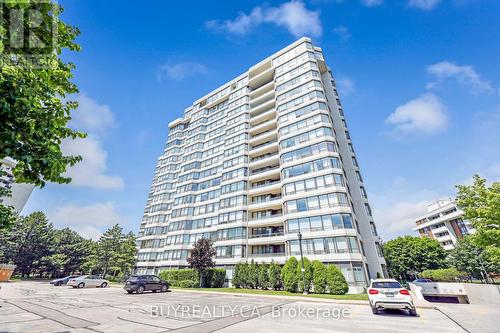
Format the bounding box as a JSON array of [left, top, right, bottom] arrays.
[[0, 281, 482, 333]]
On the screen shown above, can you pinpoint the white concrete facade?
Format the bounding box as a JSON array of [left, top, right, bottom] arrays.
[[136, 38, 387, 291], [0, 157, 34, 213], [413, 199, 475, 250]]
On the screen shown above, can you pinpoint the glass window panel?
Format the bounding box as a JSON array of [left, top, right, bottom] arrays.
[[310, 216, 322, 229], [332, 215, 343, 229]]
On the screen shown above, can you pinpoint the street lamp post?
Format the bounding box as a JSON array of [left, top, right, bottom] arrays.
[[297, 232, 308, 295]]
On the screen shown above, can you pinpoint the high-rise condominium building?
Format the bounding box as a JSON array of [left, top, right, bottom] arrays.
[[0, 157, 34, 213], [413, 199, 475, 250], [136, 38, 386, 292]]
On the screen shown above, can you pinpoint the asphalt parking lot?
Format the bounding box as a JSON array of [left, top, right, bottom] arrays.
[[0, 281, 485, 333]]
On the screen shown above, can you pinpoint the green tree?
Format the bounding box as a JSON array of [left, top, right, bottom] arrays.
[[0, 0, 84, 228], [114, 231, 137, 279], [187, 238, 216, 287], [326, 264, 348, 295], [456, 175, 500, 265], [247, 260, 259, 289], [97, 224, 123, 278], [232, 263, 243, 288], [296, 257, 313, 293], [281, 257, 298, 292], [268, 260, 282, 290], [449, 236, 498, 282], [312, 260, 328, 294], [2, 212, 54, 277], [258, 263, 269, 289], [383, 236, 448, 281]]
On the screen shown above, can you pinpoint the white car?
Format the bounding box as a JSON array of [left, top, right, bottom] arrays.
[[67, 275, 109, 289], [368, 279, 417, 316]]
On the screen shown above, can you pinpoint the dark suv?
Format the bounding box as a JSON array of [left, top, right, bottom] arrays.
[[123, 275, 169, 294]]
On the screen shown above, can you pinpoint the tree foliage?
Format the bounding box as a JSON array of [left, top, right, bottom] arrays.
[[449, 236, 498, 280], [0, 213, 136, 280], [383, 236, 448, 280], [268, 260, 282, 290], [0, 0, 84, 228], [312, 260, 328, 294], [326, 264, 348, 295], [187, 238, 216, 286], [281, 256, 299, 292], [456, 175, 500, 265]]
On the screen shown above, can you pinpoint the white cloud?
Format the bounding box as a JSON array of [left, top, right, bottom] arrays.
[[49, 202, 123, 240], [408, 0, 441, 10], [336, 77, 355, 96], [385, 93, 448, 137], [206, 1, 322, 38], [158, 61, 208, 81], [71, 93, 116, 135], [333, 25, 350, 41], [426, 61, 494, 94], [361, 0, 383, 7], [369, 176, 444, 239], [61, 135, 124, 190]]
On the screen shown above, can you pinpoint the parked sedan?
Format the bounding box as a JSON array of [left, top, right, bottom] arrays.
[[412, 278, 432, 283], [67, 275, 109, 288], [123, 275, 169, 294], [368, 279, 417, 316], [50, 275, 80, 286]]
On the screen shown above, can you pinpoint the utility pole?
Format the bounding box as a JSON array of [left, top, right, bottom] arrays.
[[297, 232, 307, 295]]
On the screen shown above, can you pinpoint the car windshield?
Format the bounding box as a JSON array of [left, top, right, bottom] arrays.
[[372, 281, 402, 289]]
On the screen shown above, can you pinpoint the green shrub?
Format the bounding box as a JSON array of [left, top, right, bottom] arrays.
[[420, 268, 464, 282], [312, 260, 327, 294], [232, 263, 244, 288], [159, 268, 225, 288], [206, 268, 226, 288], [296, 257, 313, 293], [326, 264, 348, 295], [268, 261, 282, 290], [177, 280, 199, 288], [248, 260, 259, 289], [159, 269, 198, 283], [258, 263, 269, 289], [281, 257, 299, 292]]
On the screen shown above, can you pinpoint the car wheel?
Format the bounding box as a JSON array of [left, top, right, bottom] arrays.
[[77, 282, 85, 288], [409, 308, 418, 316], [371, 306, 379, 315], [100, 282, 108, 288], [161, 285, 168, 292], [137, 285, 145, 294]]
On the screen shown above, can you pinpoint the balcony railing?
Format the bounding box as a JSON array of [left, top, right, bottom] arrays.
[[249, 232, 284, 239], [248, 252, 286, 257], [251, 152, 278, 163], [249, 213, 283, 221], [251, 129, 275, 141], [251, 139, 277, 150], [251, 196, 282, 204], [251, 180, 280, 189], [251, 165, 279, 176]]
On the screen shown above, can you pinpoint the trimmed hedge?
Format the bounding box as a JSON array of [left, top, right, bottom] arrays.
[[420, 268, 464, 282], [326, 264, 348, 295], [282, 257, 299, 292], [158, 268, 226, 288], [312, 260, 328, 294], [234, 258, 349, 295]]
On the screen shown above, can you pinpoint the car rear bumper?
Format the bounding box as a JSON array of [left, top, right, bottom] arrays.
[[123, 285, 138, 291], [374, 301, 414, 310]]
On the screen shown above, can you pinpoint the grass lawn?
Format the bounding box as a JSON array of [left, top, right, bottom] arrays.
[[171, 287, 368, 301]]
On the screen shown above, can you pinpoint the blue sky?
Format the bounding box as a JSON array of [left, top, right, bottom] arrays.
[[23, 0, 500, 240]]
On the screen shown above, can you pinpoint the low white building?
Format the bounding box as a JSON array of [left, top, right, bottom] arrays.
[[413, 199, 475, 250], [0, 157, 34, 213]]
